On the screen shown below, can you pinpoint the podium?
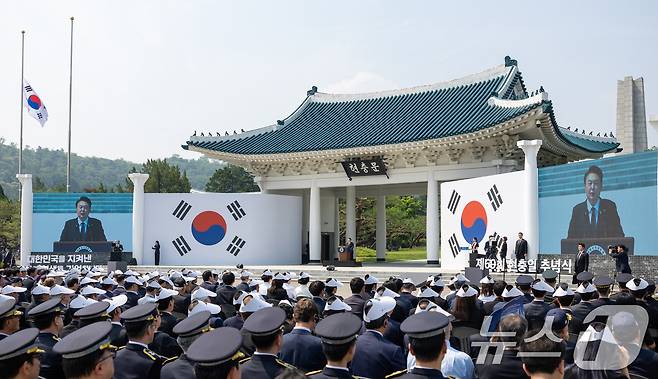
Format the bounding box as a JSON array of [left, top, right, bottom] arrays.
[[53, 241, 113, 253]]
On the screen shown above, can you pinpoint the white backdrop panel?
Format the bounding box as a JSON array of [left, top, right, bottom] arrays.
[[440, 171, 525, 269], [143, 193, 302, 265]]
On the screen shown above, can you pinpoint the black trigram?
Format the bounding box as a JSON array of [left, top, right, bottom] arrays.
[[448, 233, 460, 258], [226, 236, 246, 256], [227, 200, 246, 221], [487, 184, 503, 211], [172, 236, 191, 256], [447, 190, 461, 214], [24, 85, 32, 92], [172, 200, 192, 220]]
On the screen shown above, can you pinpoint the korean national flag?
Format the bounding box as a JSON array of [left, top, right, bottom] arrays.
[[23, 80, 48, 127]]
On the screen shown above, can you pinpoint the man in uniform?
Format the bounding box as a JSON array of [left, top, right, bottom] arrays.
[[0, 297, 22, 340], [541, 269, 558, 304], [113, 303, 165, 379], [515, 275, 534, 304], [569, 282, 597, 334], [53, 321, 116, 379], [161, 310, 213, 379], [124, 276, 143, 308], [388, 310, 451, 378], [240, 307, 295, 378], [187, 326, 245, 379], [104, 294, 128, 347], [591, 276, 615, 308], [523, 280, 554, 330], [156, 288, 180, 337], [306, 312, 363, 378], [27, 298, 65, 379], [351, 297, 406, 378], [0, 327, 44, 379]]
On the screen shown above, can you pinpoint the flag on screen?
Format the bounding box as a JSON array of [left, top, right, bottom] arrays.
[[23, 80, 48, 127]]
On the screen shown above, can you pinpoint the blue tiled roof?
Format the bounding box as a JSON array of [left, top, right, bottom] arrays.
[[185, 62, 618, 156]]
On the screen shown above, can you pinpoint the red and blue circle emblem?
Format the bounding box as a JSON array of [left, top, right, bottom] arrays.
[[460, 201, 487, 243], [27, 95, 42, 110], [191, 211, 227, 246]]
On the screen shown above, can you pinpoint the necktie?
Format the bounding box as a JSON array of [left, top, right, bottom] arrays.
[[81, 222, 87, 240], [590, 208, 596, 226]]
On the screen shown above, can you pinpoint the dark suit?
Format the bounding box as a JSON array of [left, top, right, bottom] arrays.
[[110, 322, 128, 347], [344, 294, 367, 319], [610, 249, 632, 274], [158, 312, 178, 337], [240, 353, 293, 379], [313, 296, 326, 314], [114, 342, 164, 379], [629, 347, 658, 379], [59, 217, 107, 241], [279, 328, 326, 372], [36, 332, 64, 379], [149, 331, 182, 358], [569, 301, 597, 334], [161, 354, 195, 379], [397, 367, 446, 378], [307, 366, 355, 378], [476, 349, 529, 379], [568, 199, 624, 239], [351, 330, 406, 378], [514, 238, 528, 260], [215, 285, 237, 306], [573, 251, 589, 284]]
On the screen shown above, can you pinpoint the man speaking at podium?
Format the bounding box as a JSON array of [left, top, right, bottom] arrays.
[[567, 165, 624, 239], [59, 196, 107, 242]]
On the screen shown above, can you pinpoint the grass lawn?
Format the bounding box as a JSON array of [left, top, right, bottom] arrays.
[[356, 247, 427, 262]]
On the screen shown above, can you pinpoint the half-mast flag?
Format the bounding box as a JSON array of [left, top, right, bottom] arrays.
[[23, 80, 48, 127]]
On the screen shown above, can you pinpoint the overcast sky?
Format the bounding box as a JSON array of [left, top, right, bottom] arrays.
[[1, 1, 656, 163]]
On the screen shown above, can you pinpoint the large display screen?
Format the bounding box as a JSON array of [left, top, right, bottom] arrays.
[[538, 151, 657, 255], [32, 193, 133, 252]]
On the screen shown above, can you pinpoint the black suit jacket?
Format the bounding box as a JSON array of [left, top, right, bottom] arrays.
[[514, 239, 528, 259], [59, 217, 107, 242], [567, 199, 624, 239], [610, 250, 632, 274]]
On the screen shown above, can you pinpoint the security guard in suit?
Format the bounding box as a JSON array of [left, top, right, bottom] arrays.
[[161, 310, 213, 379], [0, 327, 44, 377], [387, 310, 452, 378], [28, 298, 66, 379], [306, 312, 365, 378], [53, 321, 116, 378], [240, 306, 296, 378], [113, 303, 165, 379], [186, 326, 246, 379]]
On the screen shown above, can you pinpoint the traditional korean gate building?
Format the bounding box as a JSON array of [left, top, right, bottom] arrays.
[[183, 57, 619, 265]]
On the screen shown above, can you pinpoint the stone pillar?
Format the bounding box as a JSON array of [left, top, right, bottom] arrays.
[[517, 140, 542, 260], [345, 186, 356, 245], [334, 196, 340, 260], [309, 183, 321, 263], [376, 194, 387, 262], [16, 174, 33, 266], [426, 171, 440, 264], [129, 173, 149, 264]]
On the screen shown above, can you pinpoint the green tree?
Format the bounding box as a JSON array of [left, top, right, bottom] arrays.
[[138, 159, 192, 193], [0, 184, 6, 201], [0, 198, 20, 251], [205, 165, 259, 193]]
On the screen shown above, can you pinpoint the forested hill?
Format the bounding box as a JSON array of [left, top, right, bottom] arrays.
[[0, 139, 223, 199]]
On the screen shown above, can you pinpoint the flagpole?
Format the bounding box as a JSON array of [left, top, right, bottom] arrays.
[[66, 16, 74, 193], [19, 30, 25, 177]]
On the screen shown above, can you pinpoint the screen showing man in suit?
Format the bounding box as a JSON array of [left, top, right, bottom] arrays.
[[59, 196, 107, 242], [567, 165, 624, 239]]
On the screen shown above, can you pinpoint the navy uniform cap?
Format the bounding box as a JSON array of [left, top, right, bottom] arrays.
[[546, 308, 570, 331], [617, 273, 633, 284], [315, 313, 361, 345], [593, 276, 614, 287], [187, 327, 244, 366], [400, 311, 450, 339], [242, 307, 285, 336], [576, 272, 594, 282], [0, 328, 44, 361], [28, 298, 64, 318], [54, 322, 114, 359], [74, 301, 111, 320], [120, 303, 158, 323], [516, 275, 533, 286], [0, 298, 22, 319], [173, 310, 212, 338], [542, 269, 558, 280]]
